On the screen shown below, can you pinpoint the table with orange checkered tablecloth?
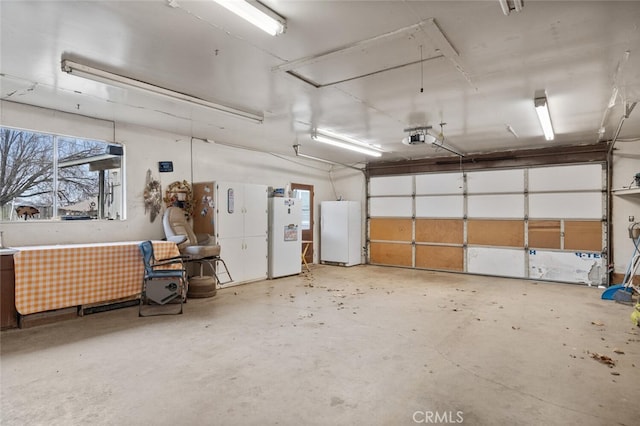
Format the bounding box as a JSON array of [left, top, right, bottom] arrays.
[[13, 241, 180, 315]]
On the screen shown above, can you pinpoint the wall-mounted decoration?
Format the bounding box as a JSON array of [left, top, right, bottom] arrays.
[[143, 169, 162, 223], [158, 161, 174, 173], [164, 180, 193, 218]]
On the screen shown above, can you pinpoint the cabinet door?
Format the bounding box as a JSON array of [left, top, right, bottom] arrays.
[[216, 182, 245, 239], [243, 184, 268, 237], [217, 237, 245, 283], [243, 235, 268, 282]]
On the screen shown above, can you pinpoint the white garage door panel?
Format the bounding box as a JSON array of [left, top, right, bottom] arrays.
[[415, 173, 463, 195], [467, 194, 524, 218], [529, 250, 605, 285], [467, 247, 526, 277], [415, 195, 464, 218], [467, 169, 524, 193], [367, 161, 606, 285], [529, 193, 602, 219], [369, 176, 413, 196], [369, 197, 413, 217], [529, 164, 603, 191]]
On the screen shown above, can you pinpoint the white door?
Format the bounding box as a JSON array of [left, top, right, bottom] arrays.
[[216, 182, 245, 239], [244, 184, 268, 237]]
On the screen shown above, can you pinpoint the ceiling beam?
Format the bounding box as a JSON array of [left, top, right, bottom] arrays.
[[366, 143, 609, 177]]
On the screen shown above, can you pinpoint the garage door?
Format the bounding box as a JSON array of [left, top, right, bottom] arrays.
[[368, 163, 607, 285]]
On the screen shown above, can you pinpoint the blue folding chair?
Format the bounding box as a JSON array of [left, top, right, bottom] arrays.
[[138, 240, 188, 316]]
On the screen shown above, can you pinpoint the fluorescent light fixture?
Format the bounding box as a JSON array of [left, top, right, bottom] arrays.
[[534, 95, 555, 141], [513, 0, 524, 12], [498, 0, 511, 15], [213, 0, 286, 36], [316, 128, 383, 150], [61, 59, 263, 123], [311, 131, 382, 158], [498, 0, 524, 16], [293, 145, 365, 171]]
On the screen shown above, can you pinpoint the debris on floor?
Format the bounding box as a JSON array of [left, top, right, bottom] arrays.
[[591, 320, 605, 326], [589, 352, 617, 367]]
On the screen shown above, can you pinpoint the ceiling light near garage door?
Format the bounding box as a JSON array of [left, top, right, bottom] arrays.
[[534, 94, 555, 141], [498, 0, 524, 16], [312, 129, 383, 158], [212, 0, 286, 36]]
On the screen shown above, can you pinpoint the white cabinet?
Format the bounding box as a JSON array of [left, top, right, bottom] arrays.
[[320, 201, 361, 266], [213, 182, 268, 284]]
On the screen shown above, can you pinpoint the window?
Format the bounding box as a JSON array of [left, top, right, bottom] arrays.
[[296, 189, 311, 231], [0, 126, 124, 221]]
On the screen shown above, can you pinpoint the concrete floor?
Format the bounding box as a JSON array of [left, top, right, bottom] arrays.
[[1, 265, 638, 426]]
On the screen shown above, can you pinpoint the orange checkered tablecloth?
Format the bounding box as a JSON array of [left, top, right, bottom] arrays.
[[13, 241, 180, 315]]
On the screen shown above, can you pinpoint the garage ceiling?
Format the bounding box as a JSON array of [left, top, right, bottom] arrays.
[[1, 0, 639, 165]]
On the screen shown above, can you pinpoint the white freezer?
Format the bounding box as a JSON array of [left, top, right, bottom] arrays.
[[320, 201, 361, 266]]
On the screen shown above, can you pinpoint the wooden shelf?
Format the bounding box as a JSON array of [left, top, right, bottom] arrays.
[[612, 187, 640, 196]]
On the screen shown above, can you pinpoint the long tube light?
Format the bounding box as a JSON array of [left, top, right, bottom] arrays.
[[513, 0, 524, 12], [316, 128, 383, 151], [534, 95, 555, 141], [293, 144, 365, 171], [61, 59, 263, 123], [213, 0, 286, 36], [311, 132, 382, 158], [498, 0, 524, 16]]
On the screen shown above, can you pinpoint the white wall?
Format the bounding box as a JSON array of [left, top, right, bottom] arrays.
[[3, 101, 636, 275], [611, 140, 640, 278], [0, 101, 365, 263]]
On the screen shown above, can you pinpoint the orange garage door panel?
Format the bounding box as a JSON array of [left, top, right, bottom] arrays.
[[415, 245, 463, 271], [369, 242, 412, 267], [369, 218, 412, 241], [415, 219, 463, 244], [467, 220, 524, 247], [528, 220, 561, 249], [564, 221, 602, 252]]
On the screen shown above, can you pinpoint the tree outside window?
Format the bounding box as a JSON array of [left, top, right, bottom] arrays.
[[0, 127, 123, 221]]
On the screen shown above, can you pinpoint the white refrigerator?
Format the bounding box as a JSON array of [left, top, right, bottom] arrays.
[[320, 201, 361, 266], [268, 197, 302, 278]]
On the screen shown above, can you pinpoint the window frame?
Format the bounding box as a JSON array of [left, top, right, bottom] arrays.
[[0, 125, 125, 222]]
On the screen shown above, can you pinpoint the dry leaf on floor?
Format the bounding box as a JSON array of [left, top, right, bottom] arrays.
[[591, 321, 605, 326], [613, 348, 625, 354], [590, 352, 616, 367]]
